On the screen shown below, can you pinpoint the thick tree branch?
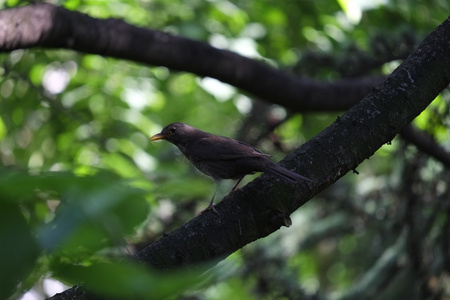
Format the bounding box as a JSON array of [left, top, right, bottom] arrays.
[[0, 3, 382, 112], [48, 16, 450, 300]]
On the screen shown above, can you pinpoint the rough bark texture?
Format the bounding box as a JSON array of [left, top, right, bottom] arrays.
[[0, 3, 382, 112]]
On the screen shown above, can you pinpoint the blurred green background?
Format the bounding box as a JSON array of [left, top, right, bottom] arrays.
[[1, 0, 449, 299]]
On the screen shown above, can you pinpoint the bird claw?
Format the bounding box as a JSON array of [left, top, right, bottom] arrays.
[[211, 206, 220, 215], [198, 203, 220, 216]]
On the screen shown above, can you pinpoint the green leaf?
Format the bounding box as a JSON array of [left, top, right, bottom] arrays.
[[53, 261, 203, 299], [0, 116, 6, 140], [36, 173, 149, 255], [0, 204, 39, 300], [0, 169, 149, 259]]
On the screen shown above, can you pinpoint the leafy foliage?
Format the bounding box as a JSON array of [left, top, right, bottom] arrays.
[[0, 170, 149, 299]]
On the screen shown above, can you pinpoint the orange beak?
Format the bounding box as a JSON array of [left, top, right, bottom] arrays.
[[149, 133, 165, 141]]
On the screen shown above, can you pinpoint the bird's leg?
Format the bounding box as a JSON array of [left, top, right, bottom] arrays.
[[198, 181, 220, 215], [231, 177, 244, 192]]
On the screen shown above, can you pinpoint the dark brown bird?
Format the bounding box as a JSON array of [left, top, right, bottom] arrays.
[[150, 122, 312, 214]]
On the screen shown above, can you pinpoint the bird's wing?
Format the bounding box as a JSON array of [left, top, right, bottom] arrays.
[[189, 136, 270, 161]]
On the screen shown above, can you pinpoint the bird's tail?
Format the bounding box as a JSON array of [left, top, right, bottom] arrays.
[[265, 163, 313, 184]]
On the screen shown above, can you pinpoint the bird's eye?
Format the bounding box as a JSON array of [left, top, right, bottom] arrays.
[[169, 127, 176, 133]]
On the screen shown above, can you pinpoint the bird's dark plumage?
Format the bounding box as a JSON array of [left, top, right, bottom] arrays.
[[150, 122, 312, 214]]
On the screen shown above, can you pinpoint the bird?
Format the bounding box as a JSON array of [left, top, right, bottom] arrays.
[[150, 122, 312, 214]]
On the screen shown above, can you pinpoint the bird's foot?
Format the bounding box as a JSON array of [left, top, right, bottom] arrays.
[[198, 203, 220, 216]]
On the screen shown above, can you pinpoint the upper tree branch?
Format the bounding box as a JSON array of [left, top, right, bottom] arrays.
[[0, 3, 382, 111]]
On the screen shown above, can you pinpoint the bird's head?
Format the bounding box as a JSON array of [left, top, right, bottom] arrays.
[[150, 122, 198, 145]]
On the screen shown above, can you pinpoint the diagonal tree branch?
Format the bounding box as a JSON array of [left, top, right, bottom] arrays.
[[0, 3, 382, 112], [47, 15, 450, 300]]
